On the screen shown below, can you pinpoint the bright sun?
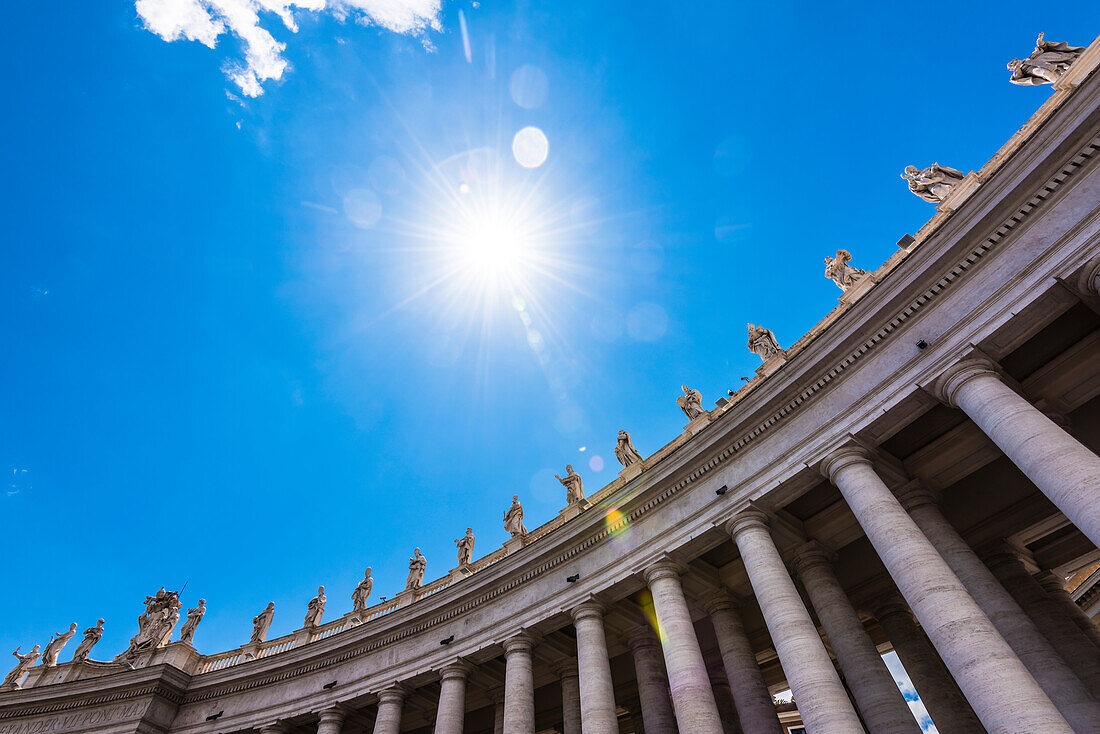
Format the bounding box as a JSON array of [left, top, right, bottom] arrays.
[[459, 218, 525, 276]]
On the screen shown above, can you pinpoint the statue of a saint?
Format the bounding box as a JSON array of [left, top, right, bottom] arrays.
[[178, 600, 206, 645], [352, 568, 373, 612], [116, 587, 183, 662], [556, 465, 586, 505], [70, 620, 105, 664], [251, 603, 275, 644], [41, 624, 77, 667], [676, 385, 706, 421], [303, 586, 326, 627], [406, 548, 427, 590], [503, 496, 528, 538], [1008, 33, 1085, 85], [2, 646, 40, 689], [455, 528, 476, 565], [747, 324, 782, 362], [614, 430, 643, 468], [823, 250, 868, 291], [902, 164, 965, 203]]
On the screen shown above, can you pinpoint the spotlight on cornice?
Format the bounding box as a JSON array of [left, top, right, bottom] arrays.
[[322, 681, 337, 690], [916, 339, 929, 349], [715, 485, 729, 496], [897, 234, 916, 248], [440, 635, 455, 645], [206, 711, 223, 721], [566, 574, 580, 583]]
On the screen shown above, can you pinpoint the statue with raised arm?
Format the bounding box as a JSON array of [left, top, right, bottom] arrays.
[[41, 623, 78, 667], [615, 430, 643, 468], [556, 465, 586, 505], [824, 249, 868, 291], [70, 620, 105, 664], [178, 599, 206, 645], [902, 163, 965, 203], [747, 324, 781, 361], [2, 646, 40, 689], [303, 586, 326, 627], [503, 496, 528, 537], [407, 548, 427, 590], [352, 568, 373, 611], [116, 587, 183, 662], [251, 603, 275, 644], [455, 528, 476, 565], [1008, 33, 1085, 85], [676, 385, 705, 421]]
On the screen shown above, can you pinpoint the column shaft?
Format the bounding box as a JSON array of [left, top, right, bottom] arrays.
[[572, 602, 619, 734], [710, 670, 744, 734], [873, 596, 981, 734], [937, 360, 1100, 548], [559, 664, 582, 734], [705, 596, 782, 734], [628, 628, 678, 734], [727, 511, 864, 733], [435, 662, 471, 734], [372, 687, 408, 734], [644, 563, 725, 734], [899, 486, 1100, 733], [986, 549, 1100, 699], [503, 635, 536, 734], [1035, 570, 1100, 652], [793, 546, 921, 734], [823, 448, 1071, 734]]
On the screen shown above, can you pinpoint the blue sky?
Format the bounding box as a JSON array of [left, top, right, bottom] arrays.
[[0, 1, 1092, 724]]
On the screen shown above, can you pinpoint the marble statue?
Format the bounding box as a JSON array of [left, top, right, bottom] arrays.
[[406, 548, 427, 591], [352, 568, 373, 611], [747, 324, 781, 361], [41, 623, 77, 667], [676, 385, 705, 421], [116, 587, 183, 662], [455, 528, 476, 565], [304, 586, 326, 627], [70, 620, 105, 664], [504, 496, 528, 537], [902, 163, 965, 203], [824, 249, 868, 291], [556, 465, 586, 505], [1008, 33, 1085, 85], [178, 599, 206, 645], [2, 646, 40, 689], [614, 430, 643, 468], [251, 603, 275, 644]]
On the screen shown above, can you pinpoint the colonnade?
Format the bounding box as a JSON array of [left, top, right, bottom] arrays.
[[258, 358, 1100, 734]]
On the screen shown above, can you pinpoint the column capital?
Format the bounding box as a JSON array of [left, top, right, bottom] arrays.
[[553, 660, 578, 679], [1033, 570, 1068, 595], [502, 631, 536, 657], [259, 725, 289, 734], [819, 444, 873, 483], [930, 356, 1001, 407], [317, 705, 347, 725], [789, 541, 836, 578], [626, 624, 661, 652], [978, 540, 1031, 571], [700, 589, 742, 616], [643, 557, 684, 586], [1077, 253, 1100, 297], [870, 592, 912, 623], [724, 506, 770, 539], [894, 480, 939, 512], [439, 659, 474, 681], [375, 683, 411, 705], [570, 598, 606, 623]]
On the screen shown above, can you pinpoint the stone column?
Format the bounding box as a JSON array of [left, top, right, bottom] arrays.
[[644, 561, 725, 734], [571, 600, 619, 734], [628, 626, 677, 734], [557, 662, 582, 734], [897, 484, 1100, 732], [488, 687, 505, 734], [372, 685, 408, 734], [985, 547, 1100, 699], [317, 707, 346, 734], [934, 358, 1100, 549], [704, 593, 782, 734], [872, 595, 981, 734], [709, 666, 744, 734], [1035, 570, 1100, 651], [822, 446, 1072, 733], [726, 508, 864, 733], [259, 725, 288, 734], [435, 660, 472, 734], [503, 633, 536, 734], [791, 543, 921, 734]]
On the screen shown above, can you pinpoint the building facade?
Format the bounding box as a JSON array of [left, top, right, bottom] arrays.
[[3, 33, 1100, 734]]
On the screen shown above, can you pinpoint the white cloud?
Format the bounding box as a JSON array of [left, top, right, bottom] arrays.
[[135, 0, 443, 96]]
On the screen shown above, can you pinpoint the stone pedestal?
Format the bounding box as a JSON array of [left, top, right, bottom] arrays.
[[754, 352, 787, 379], [558, 499, 591, 522], [503, 536, 527, 555], [935, 171, 981, 213], [619, 462, 643, 481], [838, 272, 878, 306], [683, 413, 712, 436]]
